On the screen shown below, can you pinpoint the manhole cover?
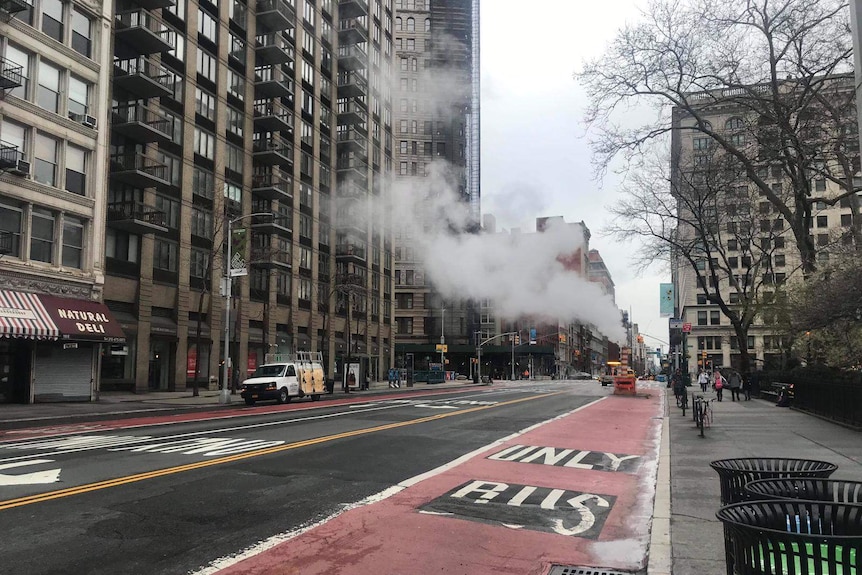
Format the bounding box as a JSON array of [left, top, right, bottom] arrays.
[[548, 567, 635, 575]]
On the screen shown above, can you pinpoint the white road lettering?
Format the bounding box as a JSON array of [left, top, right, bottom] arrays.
[[521, 447, 574, 466], [108, 437, 285, 456], [451, 480, 508, 504], [562, 450, 593, 469], [551, 494, 610, 536], [487, 444, 641, 472], [0, 459, 62, 486]]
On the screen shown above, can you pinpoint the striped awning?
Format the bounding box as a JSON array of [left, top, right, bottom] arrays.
[[0, 290, 60, 340]]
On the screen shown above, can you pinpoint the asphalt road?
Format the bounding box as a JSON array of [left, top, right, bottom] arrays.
[[0, 381, 606, 575]]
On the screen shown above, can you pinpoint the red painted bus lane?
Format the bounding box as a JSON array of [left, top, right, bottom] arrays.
[[207, 392, 663, 575]]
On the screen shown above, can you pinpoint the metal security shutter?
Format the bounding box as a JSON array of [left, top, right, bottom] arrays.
[[34, 343, 93, 401]]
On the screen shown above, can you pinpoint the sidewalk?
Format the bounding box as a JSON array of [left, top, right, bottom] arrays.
[[0, 379, 482, 430], [667, 387, 862, 575]]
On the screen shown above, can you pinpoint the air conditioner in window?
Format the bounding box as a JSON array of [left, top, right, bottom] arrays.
[[69, 112, 97, 129], [9, 159, 30, 176]]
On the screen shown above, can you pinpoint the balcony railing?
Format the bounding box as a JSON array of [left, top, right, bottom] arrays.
[[112, 103, 173, 142], [336, 128, 367, 151], [113, 56, 175, 99], [337, 44, 367, 71], [335, 243, 366, 260], [253, 99, 294, 134], [256, 0, 296, 31], [338, 0, 368, 19], [110, 153, 169, 188], [337, 70, 368, 98], [338, 17, 368, 44], [251, 172, 293, 200], [114, 10, 176, 56], [337, 99, 368, 125], [0, 58, 23, 91], [106, 200, 168, 234], [255, 33, 295, 65], [0, 140, 23, 169]]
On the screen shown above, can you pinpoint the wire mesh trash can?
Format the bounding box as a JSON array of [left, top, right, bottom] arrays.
[[745, 479, 862, 504], [710, 458, 838, 505], [716, 500, 862, 575]]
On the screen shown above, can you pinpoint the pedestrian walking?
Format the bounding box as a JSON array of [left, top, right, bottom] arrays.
[[742, 373, 752, 400], [728, 370, 742, 401], [388, 368, 396, 388], [714, 369, 725, 402], [697, 370, 709, 392]]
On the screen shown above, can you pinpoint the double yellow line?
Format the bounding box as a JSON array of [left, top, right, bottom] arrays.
[[0, 391, 562, 511]]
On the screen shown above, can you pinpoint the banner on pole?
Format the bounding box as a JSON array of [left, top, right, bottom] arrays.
[[659, 283, 674, 317]]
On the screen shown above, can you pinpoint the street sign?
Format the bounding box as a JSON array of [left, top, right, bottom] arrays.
[[435, 344, 448, 353], [682, 323, 692, 333], [229, 268, 248, 277], [668, 318, 683, 329]]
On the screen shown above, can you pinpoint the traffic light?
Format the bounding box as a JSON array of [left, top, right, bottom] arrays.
[[637, 335, 644, 344], [513, 333, 520, 345], [559, 333, 567, 343]]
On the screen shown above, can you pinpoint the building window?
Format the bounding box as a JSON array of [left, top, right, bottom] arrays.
[[396, 317, 413, 334], [105, 229, 139, 263], [196, 49, 217, 83], [30, 208, 55, 263], [190, 248, 208, 278], [191, 208, 212, 238], [195, 87, 216, 120], [71, 7, 92, 57], [697, 311, 707, 326], [42, 0, 64, 42], [155, 194, 180, 229], [193, 167, 214, 198], [34, 133, 58, 187], [4, 45, 30, 100], [0, 199, 23, 258], [710, 311, 720, 325], [65, 144, 86, 196], [224, 182, 242, 203], [841, 213, 852, 226], [227, 106, 244, 137], [197, 9, 218, 43], [227, 69, 244, 100], [68, 75, 89, 116], [816, 215, 828, 228], [37, 60, 61, 113], [154, 239, 178, 272], [194, 127, 215, 159], [225, 142, 243, 174], [61, 215, 83, 268]]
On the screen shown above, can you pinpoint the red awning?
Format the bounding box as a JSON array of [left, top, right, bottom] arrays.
[[38, 294, 126, 343], [0, 290, 60, 340]]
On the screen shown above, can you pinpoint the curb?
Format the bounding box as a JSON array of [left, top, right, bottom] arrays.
[[647, 391, 672, 575]]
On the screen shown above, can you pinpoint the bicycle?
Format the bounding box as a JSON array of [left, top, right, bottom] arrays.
[[675, 386, 688, 415], [693, 395, 714, 437]]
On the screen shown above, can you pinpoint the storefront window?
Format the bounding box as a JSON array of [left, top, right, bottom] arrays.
[[101, 338, 136, 382]]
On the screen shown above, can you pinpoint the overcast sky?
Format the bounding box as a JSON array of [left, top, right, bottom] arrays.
[[479, 0, 669, 351]]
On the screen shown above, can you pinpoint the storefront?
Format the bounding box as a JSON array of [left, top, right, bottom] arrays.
[[0, 289, 125, 403]]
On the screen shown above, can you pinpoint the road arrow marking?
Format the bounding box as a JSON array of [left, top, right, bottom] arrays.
[[0, 459, 62, 486]]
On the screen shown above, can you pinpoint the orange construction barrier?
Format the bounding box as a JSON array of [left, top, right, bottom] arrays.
[[613, 375, 637, 396]]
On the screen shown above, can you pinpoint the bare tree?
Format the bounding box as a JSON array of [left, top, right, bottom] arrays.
[[578, 0, 861, 274], [609, 145, 799, 374], [187, 201, 289, 396]]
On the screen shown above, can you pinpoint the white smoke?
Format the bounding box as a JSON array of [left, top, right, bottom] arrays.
[[388, 161, 627, 343]]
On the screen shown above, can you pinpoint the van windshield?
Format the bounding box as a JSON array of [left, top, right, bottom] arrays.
[[253, 365, 285, 377]]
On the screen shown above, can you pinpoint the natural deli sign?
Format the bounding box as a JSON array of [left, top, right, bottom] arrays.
[[38, 295, 127, 343], [57, 309, 112, 336]]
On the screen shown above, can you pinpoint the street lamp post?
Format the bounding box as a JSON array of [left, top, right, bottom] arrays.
[[221, 212, 273, 404], [440, 307, 446, 367]]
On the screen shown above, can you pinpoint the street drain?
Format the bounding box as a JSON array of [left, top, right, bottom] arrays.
[[548, 566, 635, 575]]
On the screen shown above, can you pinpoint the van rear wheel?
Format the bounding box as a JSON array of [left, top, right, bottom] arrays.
[[278, 388, 291, 404]]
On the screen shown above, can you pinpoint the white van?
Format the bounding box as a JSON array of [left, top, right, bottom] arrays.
[[240, 352, 327, 405]]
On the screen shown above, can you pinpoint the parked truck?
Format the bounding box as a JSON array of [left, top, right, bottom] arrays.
[[240, 351, 326, 405]]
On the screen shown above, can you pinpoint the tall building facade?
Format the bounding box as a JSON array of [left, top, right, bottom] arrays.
[[391, 0, 479, 375], [670, 78, 860, 374], [0, 0, 396, 402], [0, 0, 128, 402]]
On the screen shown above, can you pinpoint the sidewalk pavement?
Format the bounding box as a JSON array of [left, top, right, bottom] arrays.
[[0, 379, 482, 430], [667, 386, 862, 575]]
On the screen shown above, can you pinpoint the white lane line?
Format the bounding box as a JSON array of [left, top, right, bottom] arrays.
[[188, 395, 608, 575], [0, 404, 406, 463]]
